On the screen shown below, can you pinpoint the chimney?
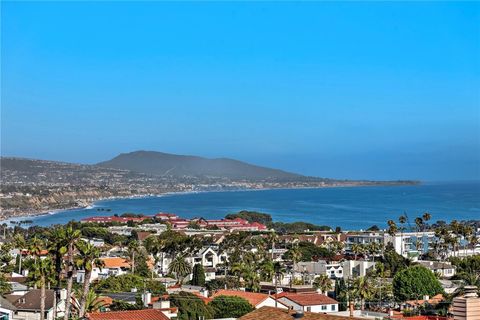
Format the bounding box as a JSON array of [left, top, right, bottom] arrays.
[[452, 286, 480, 320], [292, 310, 304, 319], [60, 288, 67, 300], [142, 292, 152, 307]]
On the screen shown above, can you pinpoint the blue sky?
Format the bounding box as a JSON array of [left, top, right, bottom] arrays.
[[2, 2, 479, 181]]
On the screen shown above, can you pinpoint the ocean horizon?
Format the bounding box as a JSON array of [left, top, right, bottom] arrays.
[[5, 181, 479, 230]]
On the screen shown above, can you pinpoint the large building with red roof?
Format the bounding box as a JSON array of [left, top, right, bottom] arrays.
[[82, 212, 267, 231]]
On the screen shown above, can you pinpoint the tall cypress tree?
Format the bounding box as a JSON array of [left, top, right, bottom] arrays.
[[191, 264, 206, 286], [335, 278, 348, 311]]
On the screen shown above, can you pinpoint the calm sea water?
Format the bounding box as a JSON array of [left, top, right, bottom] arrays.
[[7, 182, 480, 230]]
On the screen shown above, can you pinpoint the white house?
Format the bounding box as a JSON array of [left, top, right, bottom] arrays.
[[341, 260, 376, 279], [277, 293, 339, 313], [417, 260, 456, 278], [296, 261, 343, 279], [76, 257, 130, 283], [211, 290, 288, 309]]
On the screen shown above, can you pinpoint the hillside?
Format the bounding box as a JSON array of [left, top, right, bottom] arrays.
[[97, 151, 303, 180]]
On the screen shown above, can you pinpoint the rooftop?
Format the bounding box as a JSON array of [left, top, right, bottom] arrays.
[[211, 289, 270, 307], [279, 293, 338, 306], [87, 309, 170, 320], [239, 306, 364, 320]]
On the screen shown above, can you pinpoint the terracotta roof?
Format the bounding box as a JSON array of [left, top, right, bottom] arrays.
[[100, 257, 130, 268], [279, 293, 338, 306], [211, 289, 269, 307], [239, 306, 365, 320], [87, 309, 169, 320], [405, 294, 445, 307]]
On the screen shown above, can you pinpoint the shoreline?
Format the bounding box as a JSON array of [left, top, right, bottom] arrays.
[[0, 182, 418, 223]]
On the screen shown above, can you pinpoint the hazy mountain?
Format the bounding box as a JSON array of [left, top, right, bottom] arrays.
[[97, 151, 303, 180]]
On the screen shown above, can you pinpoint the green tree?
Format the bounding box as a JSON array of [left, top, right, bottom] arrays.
[[0, 273, 12, 295], [393, 265, 444, 302], [191, 264, 206, 286], [210, 295, 254, 318], [334, 278, 348, 311], [313, 274, 333, 294], [169, 255, 192, 284], [96, 274, 166, 293], [170, 291, 213, 320]]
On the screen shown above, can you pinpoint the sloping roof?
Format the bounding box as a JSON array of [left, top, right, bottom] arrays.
[[6, 289, 54, 311], [405, 294, 445, 306], [211, 289, 270, 307], [100, 257, 130, 268], [239, 306, 364, 320], [279, 293, 338, 306], [0, 296, 17, 311], [87, 309, 169, 320]]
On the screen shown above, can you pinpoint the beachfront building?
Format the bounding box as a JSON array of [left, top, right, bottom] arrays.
[[344, 232, 384, 253], [384, 231, 436, 258]]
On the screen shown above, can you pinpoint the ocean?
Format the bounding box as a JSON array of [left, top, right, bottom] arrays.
[[7, 181, 480, 230]]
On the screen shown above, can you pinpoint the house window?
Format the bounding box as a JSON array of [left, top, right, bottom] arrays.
[[321, 305, 327, 310], [307, 307, 311, 312], [332, 305, 336, 311]]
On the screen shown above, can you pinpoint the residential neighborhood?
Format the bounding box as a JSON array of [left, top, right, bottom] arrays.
[[0, 211, 478, 320]]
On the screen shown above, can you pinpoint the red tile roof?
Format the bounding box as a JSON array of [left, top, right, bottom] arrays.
[[87, 309, 169, 320], [239, 306, 364, 320], [279, 293, 338, 306], [99, 257, 130, 269], [211, 289, 270, 307]]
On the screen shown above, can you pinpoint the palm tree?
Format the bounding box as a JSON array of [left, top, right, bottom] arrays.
[[73, 288, 107, 313], [273, 261, 285, 307], [13, 234, 27, 274], [75, 240, 104, 318], [30, 257, 55, 320], [313, 274, 332, 294], [289, 245, 302, 272], [168, 255, 191, 285], [28, 236, 44, 267], [144, 235, 164, 278], [46, 227, 68, 320], [352, 276, 373, 310], [127, 240, 140, 274], [398, 215, 407, 256], [469, 234, 479, 255], [231, 261, 246, 288], [240, 263, 261, 292], [422, 212, 431, 230], [63, 225, 81, 320], [351, 243, 364, 261], [267, 232, 279, 260], [259, 259, 274, 281]]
